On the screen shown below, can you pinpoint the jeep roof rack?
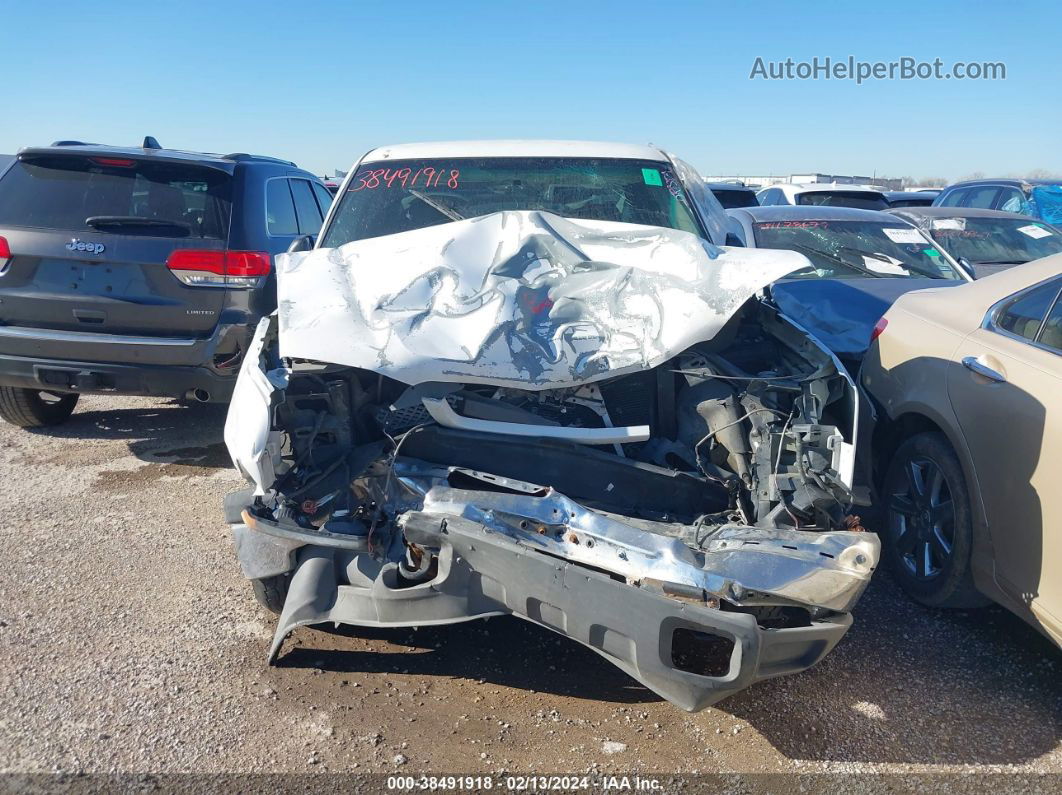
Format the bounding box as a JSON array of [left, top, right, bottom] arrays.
[[223, 152, 297, 166], [41, 140, 298, 169]]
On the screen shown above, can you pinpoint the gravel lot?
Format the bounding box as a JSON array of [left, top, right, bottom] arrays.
[[0, 395, 1059, 781]]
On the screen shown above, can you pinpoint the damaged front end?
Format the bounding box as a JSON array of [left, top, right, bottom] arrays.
[[223, 212, 879, 710]]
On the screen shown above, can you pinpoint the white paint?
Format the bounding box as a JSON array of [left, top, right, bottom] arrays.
[[360, 139, 667, 165], [277, 211, 807, 391], [224, 317, 286, 495], [421, 396, 650, 444]]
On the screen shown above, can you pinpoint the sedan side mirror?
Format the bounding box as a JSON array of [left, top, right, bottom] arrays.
[[287, 234, 315, 254], [957, 256, 976, 279]]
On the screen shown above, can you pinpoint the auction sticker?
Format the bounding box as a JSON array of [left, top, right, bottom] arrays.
[[1018, 224, 1054, 238], [882, 227, 926, 244]]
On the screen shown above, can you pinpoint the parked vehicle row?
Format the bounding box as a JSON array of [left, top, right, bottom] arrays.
[[889, 207, 1062, 278], [714, 174, 1062, 231], [0, 136, 1056, 711]]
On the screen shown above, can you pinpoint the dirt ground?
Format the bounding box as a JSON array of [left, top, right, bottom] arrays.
[[0, 396, 1059, 782]]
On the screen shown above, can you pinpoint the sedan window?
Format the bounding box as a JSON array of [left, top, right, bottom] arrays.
[[963, 186, 1000, 209], [997, 187, 1029, 214], [937, 189, 968, 207], [1040, 296, 1062, 352], [994, 279, 1062, 342]]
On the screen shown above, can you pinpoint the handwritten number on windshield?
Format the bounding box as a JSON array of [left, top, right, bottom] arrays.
[[351, 167, 460, 191]]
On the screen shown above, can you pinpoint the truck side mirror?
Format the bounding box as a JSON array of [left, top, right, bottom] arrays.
[[287, 235, 315, 253]]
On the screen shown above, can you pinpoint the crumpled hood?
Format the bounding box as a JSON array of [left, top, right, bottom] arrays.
[[277, 211, 806, 390], [769, 277, 963, 360]]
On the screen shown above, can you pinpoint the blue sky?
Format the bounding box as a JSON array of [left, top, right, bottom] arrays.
[[1, 0, 1057, 180]]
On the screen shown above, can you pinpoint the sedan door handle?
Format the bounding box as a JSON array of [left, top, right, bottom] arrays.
[[961, 355, 1007, 383]]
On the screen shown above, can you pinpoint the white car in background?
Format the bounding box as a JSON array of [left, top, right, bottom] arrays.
[[757, 182, 889, 211]]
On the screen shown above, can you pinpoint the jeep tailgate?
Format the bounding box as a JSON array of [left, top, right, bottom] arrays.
[[0, 154, 233, 338]]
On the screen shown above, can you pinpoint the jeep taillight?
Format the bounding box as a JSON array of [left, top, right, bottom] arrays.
[[166, 250, 271, 288], [0, 236, 10, 273]]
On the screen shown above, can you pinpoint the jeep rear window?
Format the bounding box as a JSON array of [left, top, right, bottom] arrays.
[[0, 156, 232, 239], [319, 157, 703, 246]]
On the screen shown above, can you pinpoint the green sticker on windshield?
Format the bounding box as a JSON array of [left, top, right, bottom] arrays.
[[924, 248, 941, 257], [642, 168, 663, 186]]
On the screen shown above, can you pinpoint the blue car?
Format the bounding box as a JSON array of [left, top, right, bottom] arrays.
[[933, 178, 1062, 225], [726, 205, 972, 370]]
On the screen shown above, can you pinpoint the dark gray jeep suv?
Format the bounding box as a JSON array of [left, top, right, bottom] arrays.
[[0, 138, 333, 427]]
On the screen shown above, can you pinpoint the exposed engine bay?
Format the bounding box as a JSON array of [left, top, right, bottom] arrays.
[[224, 212, 879, 710]]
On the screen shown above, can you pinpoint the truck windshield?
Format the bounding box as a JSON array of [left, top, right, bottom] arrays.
[[319, 157, 703, 246]]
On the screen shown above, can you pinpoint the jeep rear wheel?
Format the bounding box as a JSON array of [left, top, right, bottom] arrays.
[[0, 387, 79, 428]]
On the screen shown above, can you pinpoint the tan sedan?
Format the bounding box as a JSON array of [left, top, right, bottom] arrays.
[[862, 254, 1061, 646]]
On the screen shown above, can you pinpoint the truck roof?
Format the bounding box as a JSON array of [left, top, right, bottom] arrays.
[[360, 140, 668, 164]]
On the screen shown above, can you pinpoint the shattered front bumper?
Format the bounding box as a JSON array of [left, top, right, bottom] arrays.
[[227, 481, 878, 711]]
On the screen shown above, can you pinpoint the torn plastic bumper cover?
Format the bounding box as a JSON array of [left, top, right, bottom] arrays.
[[229, 464, 877, 711]]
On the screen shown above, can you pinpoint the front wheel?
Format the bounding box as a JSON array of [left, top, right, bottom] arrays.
[[881, 432, 988, 608], [0, 387, 79, 428], [250, 574, 290, 615]]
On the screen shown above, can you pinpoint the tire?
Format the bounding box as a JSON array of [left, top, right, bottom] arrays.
[[0, 387, 79, 428], [250, 574, 290, 615], [881, 432, 988, 608]]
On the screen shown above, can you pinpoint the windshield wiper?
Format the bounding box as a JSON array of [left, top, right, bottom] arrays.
[[85, 215, 192, 234], [787, 243, 886, 278], [407, 190, 463, 222]]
